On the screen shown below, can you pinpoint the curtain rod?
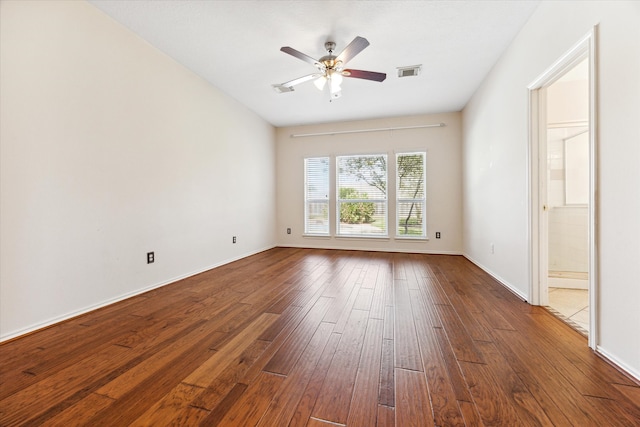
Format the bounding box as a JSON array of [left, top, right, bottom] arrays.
[[290, 123, 445, 138]]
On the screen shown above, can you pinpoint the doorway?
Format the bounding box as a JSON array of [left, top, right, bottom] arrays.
[[528, 29, 597, 348], [546, 118, 589, 334]]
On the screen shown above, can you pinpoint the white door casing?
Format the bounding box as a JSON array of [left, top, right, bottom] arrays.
[[528, 27, 598, 349]]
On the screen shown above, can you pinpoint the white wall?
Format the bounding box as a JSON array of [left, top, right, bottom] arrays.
[[0, 0, 276, 340], [463, 1, 640, 378], [276, 113, 462, 254]]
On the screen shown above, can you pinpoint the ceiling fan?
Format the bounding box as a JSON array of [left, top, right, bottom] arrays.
[[272, 36, 386, 100]]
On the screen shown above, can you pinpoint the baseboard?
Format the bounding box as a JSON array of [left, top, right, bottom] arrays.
[[0, 244, 276, 343], [596, 346, 640, 384], [461, 253, 528, 301]]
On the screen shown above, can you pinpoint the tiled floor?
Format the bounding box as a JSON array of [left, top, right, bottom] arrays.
[[547, 287, 589, 335]]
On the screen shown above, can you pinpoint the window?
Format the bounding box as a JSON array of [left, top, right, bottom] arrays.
[[396, 152, 426, 237], [304, 157, 330, 235], [337, 154, 387, 236]]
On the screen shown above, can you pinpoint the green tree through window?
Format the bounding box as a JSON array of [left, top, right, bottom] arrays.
[[337, 154, 387, 236], [397, 152, 426, 237]]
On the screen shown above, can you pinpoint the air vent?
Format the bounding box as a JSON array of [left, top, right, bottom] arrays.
[[397, 65, 421, 78]]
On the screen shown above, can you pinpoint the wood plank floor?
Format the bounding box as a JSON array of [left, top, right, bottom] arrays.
[[1, 248, 639, 426]]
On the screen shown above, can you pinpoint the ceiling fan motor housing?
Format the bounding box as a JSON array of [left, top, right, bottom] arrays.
[[324, 41, 336, 53], [320, 42, 339, 70]]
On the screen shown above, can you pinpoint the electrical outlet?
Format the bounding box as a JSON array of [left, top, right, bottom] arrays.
[[435, 232, 441, 239], [232, 236, 236, 244], [287, 228, 291, 235], [491, 243, 495, 254], [147, 252, 154, 264]]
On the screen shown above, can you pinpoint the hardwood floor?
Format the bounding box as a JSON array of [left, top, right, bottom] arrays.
[[1, 248, 639, 426]]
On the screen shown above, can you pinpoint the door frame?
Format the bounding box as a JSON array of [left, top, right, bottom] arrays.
[[527, 27, 598, 349]]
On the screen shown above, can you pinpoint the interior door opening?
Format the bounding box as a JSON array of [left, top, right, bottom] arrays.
[[528, 28, 597, 349], [546, 119, 590, 335]]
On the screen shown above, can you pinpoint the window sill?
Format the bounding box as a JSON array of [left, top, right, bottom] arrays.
[[302, 234, 429, 242], [395, 236, 429, 241], [335, 235, 391, 241]]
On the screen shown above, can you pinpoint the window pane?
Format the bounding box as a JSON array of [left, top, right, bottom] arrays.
[[397, 153, 424, 199], [306, 157, 329, 200], [396, 152, 426, 237], [337, 155, 387, 199], [306, 202, 328, 234], [338, 202, 387, 235], [337, 154, 387, 236], [397, 202, 424, 236], [305, 157, 329, 235]]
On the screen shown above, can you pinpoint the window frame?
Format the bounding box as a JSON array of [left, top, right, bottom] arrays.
[[395, 151, 427, 239], [303, 156, 330, 236], [336, 153, 388, 238]]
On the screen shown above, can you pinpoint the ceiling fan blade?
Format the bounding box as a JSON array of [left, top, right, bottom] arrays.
[[281, 73, 323, 87], [335, 36, 370, 65], [280, 46, 320, 67], [343, 69, 387, 82], [274, 73, 324, 92]]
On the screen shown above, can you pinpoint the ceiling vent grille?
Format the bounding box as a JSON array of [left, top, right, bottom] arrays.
[[397, 65, 421, 78]]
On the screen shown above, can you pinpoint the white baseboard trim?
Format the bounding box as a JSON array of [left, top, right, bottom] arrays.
[[596, 346, 640, 383], [0, 244, 277, 343], [461, 253, 528, 301]]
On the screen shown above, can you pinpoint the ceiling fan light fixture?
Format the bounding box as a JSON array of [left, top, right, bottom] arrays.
[[314, 76, 327, 91], [329, 69, 343, 86], [329, 75, 342, 94]]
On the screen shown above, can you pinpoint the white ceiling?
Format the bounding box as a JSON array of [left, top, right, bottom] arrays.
[[88, 0, 540, 127]]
